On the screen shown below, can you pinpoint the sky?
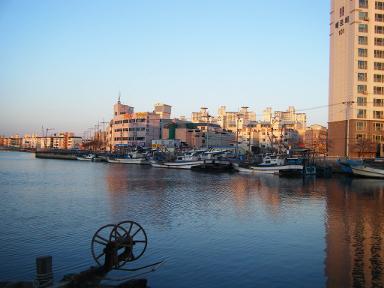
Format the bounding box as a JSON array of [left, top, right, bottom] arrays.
[[0, 0, 330, 136]]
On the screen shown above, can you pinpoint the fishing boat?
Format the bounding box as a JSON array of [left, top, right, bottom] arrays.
[[337, 159, 363, 174], [233, 155, 303, 175], [150, 150, 205, 169], [351, 163, 384, 178], [191, 150, 233, 172], [107, 151, 149, 165], [77, 154, 95, 161]]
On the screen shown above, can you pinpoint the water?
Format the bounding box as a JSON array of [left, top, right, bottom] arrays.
[[0, 151, 383, 288]]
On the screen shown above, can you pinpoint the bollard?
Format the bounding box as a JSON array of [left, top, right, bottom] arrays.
[[34, 256, 53, 288]]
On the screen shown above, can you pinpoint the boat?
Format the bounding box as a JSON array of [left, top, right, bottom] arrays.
[[233, 155, 303, 175], [150, 150, 205, 169], [351, 163, 384, 178], [191, 150, 233, 172], [107, 151, 149, 165], [77, 154, 95, 161], [337, 159, 363, 174]]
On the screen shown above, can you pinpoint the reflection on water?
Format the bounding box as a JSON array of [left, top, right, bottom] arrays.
[[325, 178, 384, 288], [0, 152, 383, 287]]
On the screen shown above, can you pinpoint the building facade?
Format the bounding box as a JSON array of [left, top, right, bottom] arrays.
[[329, 0, 384, 157], [162, 120, 235, 149], [304, 124, 328, 156], [109, 100, 172, 151]]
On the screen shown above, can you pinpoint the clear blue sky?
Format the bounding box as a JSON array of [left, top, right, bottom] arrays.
[[0, 0, 330, 136]]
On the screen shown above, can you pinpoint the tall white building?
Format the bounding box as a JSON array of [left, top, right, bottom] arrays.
[[329, 0, 384, 157]]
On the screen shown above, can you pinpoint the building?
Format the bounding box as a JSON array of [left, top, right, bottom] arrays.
[[0, 135, 22, 148], [191, 107, 210, 123], [304, 124, 328, 156], [0, 133, 81, 150], [154, 103, 172, 119], [109, 99, 172, 151], [162, 120, 235, 149], [216, 106, 256, 132], [51, 132, 82, 150], [262, 106, 307, 140], [329, 0, 384, 157], [243, 122, 300, 154]]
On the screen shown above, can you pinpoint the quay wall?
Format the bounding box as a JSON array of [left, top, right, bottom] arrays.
[[35, 151, 77, 160]]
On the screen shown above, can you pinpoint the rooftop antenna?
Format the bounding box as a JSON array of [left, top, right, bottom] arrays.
[[118, 91, 121, 104]]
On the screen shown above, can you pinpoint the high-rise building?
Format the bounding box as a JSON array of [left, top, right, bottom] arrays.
[[329, 0, 384, 158]]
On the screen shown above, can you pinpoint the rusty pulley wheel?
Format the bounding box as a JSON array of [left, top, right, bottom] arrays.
[[110, 220, 148, 268], [91, 221, 148, 268], [91, 224, 117, 266]]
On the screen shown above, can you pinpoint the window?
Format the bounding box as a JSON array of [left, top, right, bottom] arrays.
[[356, 121, 367, 131], [374, 86, 384, 94], [357, 96, 368, 105], [374, 74, 384, 82], [375, 62, 384, 70], [374, 122, 384, 131], [340, 6, 344, 17], [356, 134, 365, 140], [358, 85, 368, 93], [376, 26, 384, 34], [358, 73, 368, 81], [345, 16, 350, 23], [376, 13, 384, 21], [359, 60, 368, 69], [376, 1, 384, 10], [357, 109, 367, 118], [359, 11, 369, 20], [359, 24, 368, 32], [374, 98, 384, 106], [375, 37, 384, 45], [359, 36, 368, 44], [359, 48, 368, 57], [373, 135, 382, 143], [373, 110, 384, 119], [375, 50, 384, 58], [360, 0, 368, 8]]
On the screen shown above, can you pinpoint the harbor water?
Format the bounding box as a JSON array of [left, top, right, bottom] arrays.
[[0, 151, 383, 288]]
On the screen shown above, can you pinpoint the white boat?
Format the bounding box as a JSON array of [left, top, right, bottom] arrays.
[[77, 154, 95, 161], [107, 151, 149, 165], [233, 163, 303, 175], [233, 154, 303, 175], [150, 159, 204, 169], [150, 151, 205, 169], [107, 157, 149, 164], [351, 165, 384, 178]]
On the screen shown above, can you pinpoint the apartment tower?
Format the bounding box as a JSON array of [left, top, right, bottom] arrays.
[[329, 0, 384, 158]]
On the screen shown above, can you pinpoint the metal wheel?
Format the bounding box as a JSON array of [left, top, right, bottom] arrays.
[[110, 220, 148, 268], [91, 224, 116, 266]]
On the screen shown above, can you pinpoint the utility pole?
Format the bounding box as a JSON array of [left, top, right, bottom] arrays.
[[236, 114, 240, 157], [342, 100, 355, 158], [206, 114, 212, 149]]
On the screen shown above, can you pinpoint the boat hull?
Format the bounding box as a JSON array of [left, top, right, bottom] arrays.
[[107, 158, 149, 165], [150, 160, 204, 169], [351, 165, 384, 178], [234, 164, 303, 175]]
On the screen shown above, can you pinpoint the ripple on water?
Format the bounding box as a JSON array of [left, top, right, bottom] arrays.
[[1, 152, 384, 288]]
